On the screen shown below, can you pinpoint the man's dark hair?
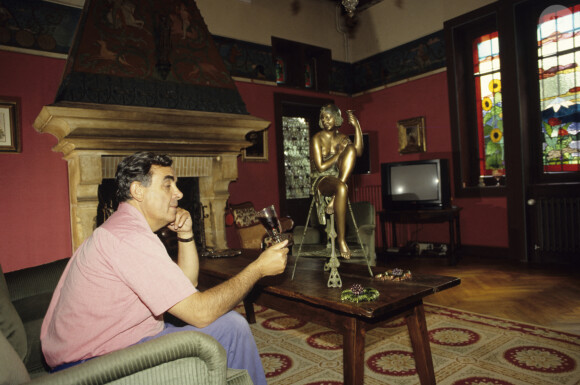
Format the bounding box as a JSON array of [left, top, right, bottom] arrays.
[[115, 152, 173, 202]]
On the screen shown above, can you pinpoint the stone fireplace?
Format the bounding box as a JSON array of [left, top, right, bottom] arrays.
[[33, 1, 271, 252], [34, 102, 269, 251]]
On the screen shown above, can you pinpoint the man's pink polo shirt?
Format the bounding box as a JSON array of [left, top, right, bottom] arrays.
[[41, 203, 196, 368]]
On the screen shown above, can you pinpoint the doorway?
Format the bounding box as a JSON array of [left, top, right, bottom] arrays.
[[274, 93, 333, 226]]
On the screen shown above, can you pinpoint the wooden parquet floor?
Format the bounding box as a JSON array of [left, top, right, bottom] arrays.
[[378, 253, 580, 335]]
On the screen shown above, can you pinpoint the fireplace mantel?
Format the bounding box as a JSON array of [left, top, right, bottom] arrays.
[[34, 101, 270, 251]]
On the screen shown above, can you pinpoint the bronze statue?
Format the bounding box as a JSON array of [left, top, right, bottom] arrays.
[[311, 104, 363, 259]]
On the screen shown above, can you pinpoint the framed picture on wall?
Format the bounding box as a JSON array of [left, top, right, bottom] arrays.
[[397, 116, 426, 154], [243, 130, 268, 162], [0, 97, 21, 153]]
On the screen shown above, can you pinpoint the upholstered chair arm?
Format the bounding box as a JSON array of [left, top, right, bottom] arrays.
[[280, 217, 294, 232], [236, 225, 268, 249], [356, 223, 376, 236], [29, 331, 249, 385], [292, 226, 322, 244]]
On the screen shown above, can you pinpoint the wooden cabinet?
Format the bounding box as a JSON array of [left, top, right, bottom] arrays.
[[272, 37, 331, 92]]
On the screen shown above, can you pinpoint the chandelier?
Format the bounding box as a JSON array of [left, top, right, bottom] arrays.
[[341, 0, 358, 17]]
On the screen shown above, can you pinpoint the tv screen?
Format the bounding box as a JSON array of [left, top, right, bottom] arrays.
[[381, 159, 451, 211]]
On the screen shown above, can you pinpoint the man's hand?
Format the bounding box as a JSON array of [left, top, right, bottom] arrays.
[[253, 240, 289, 278], [169, 239, 289, 328], [168, 208, 193, 235], [170, 208, 198, 285]]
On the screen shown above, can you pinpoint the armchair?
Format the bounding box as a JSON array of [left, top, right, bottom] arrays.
[[229, 202, 294, 249], [345, 201, 376, 263], [0, 260, 252, 385], [292, 201, 376, 265], [1, 331, 251, 385]]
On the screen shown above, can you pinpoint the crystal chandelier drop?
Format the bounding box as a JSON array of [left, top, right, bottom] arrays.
[[341, 0, 358, 17]]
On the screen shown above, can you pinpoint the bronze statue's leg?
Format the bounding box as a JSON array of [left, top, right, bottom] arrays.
[[334, 182, 351, 259], [318, 177, 351, 259], [337, 144, 357, 183], [326, 144, 357, 216], [336, 144, 357, 258]]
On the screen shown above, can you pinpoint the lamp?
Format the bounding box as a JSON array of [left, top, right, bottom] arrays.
[[341, 0, 358, 17]]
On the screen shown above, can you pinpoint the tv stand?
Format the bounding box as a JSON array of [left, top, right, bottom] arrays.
[[379, 206, 462, 265]]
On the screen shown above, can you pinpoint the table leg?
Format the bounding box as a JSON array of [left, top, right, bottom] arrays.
[[448, 218, 456, 265], [243, 298, 256, 324], [405, 302, 436, 385], [392, 222, 398, 248], [455, 213, 461, 253], [342, 318, 366, 385], [379, 212, 387, 253]]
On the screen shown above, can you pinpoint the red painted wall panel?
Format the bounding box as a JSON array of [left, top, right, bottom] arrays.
[[350, 72, 508, 248], [0, 51, 508, 272], [227, 82, 351, 248], [0, 51, 71, 272]]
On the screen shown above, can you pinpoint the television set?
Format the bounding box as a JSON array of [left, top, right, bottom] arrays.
[[381, 159, 451, 211]]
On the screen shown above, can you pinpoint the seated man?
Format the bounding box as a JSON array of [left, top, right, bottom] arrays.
[[41, 152, 288, 385]]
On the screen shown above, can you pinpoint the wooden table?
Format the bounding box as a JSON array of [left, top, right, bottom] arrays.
[[198, 251, 460, 385], [379, 207, 462, 265]]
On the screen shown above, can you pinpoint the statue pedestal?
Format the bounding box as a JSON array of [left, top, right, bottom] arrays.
[[324, 214, 342, 288], [291, 198, 374, 285]]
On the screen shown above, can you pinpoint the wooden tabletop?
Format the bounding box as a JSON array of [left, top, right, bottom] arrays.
[[199, 251, 461, 319]]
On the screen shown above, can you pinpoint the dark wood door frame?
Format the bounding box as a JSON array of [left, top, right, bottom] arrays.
[[499, 0, 580, 264], [273, 93, 333, 225]]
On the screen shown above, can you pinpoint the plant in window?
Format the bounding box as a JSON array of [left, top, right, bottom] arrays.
[[543, 117, 579, 164], [482, 79, 504, 170]]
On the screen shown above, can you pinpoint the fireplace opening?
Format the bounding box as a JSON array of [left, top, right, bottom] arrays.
[[97, 178, 205, 260]]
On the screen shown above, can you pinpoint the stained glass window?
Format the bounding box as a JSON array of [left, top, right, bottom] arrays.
[[473, 32, 504, 179], [282, 117, 311, 199], [538, 5, 580, 172]]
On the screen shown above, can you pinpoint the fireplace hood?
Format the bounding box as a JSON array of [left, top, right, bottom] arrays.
[[33, 0, 270, 251]]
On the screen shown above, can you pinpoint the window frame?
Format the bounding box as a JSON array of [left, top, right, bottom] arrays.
[[512, 0, 580, 185], [445, 3, 507, 197]]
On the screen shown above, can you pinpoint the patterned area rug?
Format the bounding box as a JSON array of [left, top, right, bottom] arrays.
[[235, 303, 580, 385]]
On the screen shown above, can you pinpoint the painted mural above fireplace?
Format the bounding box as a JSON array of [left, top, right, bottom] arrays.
[[55, 0, 247, 114]]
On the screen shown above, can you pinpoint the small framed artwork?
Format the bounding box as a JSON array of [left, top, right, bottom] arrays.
[[0, 97, 21, 153], [242, 130, 268, 162], [397, 116, 426, 154]]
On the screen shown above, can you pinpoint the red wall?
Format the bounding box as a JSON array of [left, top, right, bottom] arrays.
[[230, 74, 508, 250], [0, 51, 71, 272], [351, 72, 508, 248], [232, 83, 351, 205], [226, 82, 351, 247], [0, 50, 508, 272]]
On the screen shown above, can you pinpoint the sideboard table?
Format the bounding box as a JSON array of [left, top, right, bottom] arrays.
[[379, 206, 462, 265]]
